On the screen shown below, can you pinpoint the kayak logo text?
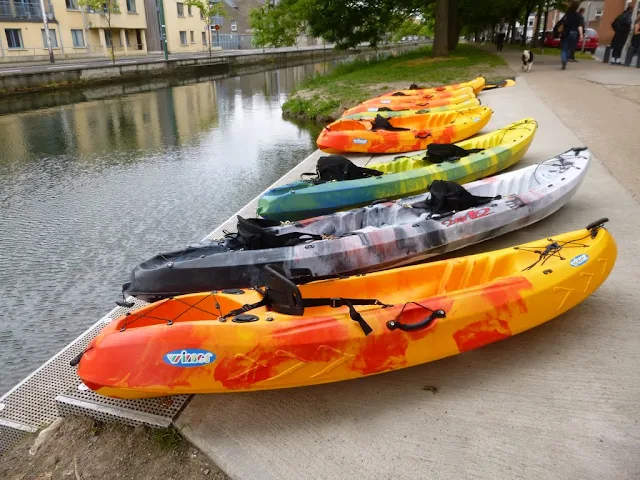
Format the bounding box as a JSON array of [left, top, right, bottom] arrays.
[[353, 138, 368, 145], [164, 349, 216, 367], [570, 254, 589, 267]]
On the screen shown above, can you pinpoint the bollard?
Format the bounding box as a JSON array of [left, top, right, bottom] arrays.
[[603, 45, 612, 63], [637, 51, 640, 68]]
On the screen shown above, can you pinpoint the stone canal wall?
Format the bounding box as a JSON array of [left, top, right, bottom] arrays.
[[0, 43, 426, 97]]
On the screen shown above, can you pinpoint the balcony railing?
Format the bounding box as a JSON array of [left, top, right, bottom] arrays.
[[0, 1, 55, 21]]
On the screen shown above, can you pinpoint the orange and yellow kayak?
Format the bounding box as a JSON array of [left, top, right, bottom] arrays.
[[342, 91, 475, 117], [341, 97, 482, 120], [380, 76, 486, 97], [317, 106, 492, 154], [76, 221, 616, 399]]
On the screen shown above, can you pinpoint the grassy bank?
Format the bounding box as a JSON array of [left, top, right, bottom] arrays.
[[282, 44, 513, 122]]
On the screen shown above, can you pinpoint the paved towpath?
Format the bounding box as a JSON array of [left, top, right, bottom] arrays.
[[177, 50, 640, 479]]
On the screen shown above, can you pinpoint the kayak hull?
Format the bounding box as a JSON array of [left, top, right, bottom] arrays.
[[341, 97, 482, 121], [81, 223, 617, 398]]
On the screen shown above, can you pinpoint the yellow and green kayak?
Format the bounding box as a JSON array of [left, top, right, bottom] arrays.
[[257, 118, 538, 221]]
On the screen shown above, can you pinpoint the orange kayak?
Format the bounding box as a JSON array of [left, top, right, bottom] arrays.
[[342, 91, 475, 117], [379, 77, 485, 97], [75, 221, 616, 398], [317, 106, 492, 154]]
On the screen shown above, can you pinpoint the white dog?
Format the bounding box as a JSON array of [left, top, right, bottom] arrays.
[[522, 50, 534, 72]]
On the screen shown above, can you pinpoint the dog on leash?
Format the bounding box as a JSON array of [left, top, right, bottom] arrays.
[[522, 50, 534, 72]]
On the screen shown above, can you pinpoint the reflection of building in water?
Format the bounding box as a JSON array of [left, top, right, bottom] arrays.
[[0, 80, 219, 161]]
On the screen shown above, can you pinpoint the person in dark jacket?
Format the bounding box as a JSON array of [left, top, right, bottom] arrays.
[[624, 15, 640, 66], [560, 1, 584, 70], [611, 4, 633, 65], [569, 7, 587, 61]]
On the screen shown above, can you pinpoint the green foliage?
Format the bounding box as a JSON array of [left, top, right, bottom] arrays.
[[250, 0, 310, 48], [184, 0, 226, 25], [391, 18, 433, 42]]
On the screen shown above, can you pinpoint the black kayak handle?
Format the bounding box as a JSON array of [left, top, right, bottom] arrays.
[[387, 309, 446, 332]]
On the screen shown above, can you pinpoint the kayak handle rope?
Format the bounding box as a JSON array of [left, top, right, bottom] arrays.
[[387, 302, 446, 332]]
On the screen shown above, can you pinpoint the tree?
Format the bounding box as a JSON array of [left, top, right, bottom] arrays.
[[433, 0, 449, 56], [249, 0, 309, 48], [79, 0, 120, 63], [185, 0, 226, 57]]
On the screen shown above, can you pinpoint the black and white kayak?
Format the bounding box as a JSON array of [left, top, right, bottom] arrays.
[[124, 148, 590, 301]]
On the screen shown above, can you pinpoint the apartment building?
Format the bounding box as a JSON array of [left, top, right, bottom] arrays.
[[0, 0, 148, 60], [158, 0, 262, 53]]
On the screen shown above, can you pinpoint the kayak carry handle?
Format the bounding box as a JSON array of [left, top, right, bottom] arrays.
[[586, 218, 609, 231], [387, 308, 446, 332]]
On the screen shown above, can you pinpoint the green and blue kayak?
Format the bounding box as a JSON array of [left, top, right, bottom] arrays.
[[256, 118, 538, 221]]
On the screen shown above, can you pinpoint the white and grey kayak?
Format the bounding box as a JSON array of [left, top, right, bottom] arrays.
[[124, 148, 590, 301]]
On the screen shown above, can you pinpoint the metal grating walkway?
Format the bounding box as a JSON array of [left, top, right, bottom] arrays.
[[0, 297, 190, 454]]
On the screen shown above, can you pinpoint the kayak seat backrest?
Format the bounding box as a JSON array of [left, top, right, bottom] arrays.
[[412, 180, 496, 215], [264, 265, 305, 316], [316, 155, 384, 182], [371, 115, 410, 132], [426, 143, 483, 162]]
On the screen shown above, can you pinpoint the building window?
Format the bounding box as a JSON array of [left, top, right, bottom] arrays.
[[179, 30, 187, 45], [104, 30, 112, 47], [5, 29, 23, 49], [176, 2, 184, 16], [41, 28, 58, 48], [190, 30, 195, 43], [202, 31, 207, 44], [199, 10, 203, 19], [230, 20, 237, 31], [187, 4, 191, 15], [71, 29, 85, 47], [126, 0, 136, 12], [527, 17, 534, 27], [595, 9, 603, 20], [124, 30, 130, 46], [65, 0, 79, 9]]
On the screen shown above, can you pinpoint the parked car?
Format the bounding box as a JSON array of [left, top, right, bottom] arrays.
[[542, 28, 599, 53]]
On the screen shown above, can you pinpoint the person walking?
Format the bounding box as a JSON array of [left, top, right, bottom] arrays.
[[611, 4, 633, 65], [559, 2, 584, 70], [569, 7, 587, 62], [496, 19, 507, 51], [624, 15, 640, 66]]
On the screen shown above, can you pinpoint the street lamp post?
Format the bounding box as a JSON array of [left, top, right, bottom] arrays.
[[39, 0, 55, 63], [157, 0, 169, 60]]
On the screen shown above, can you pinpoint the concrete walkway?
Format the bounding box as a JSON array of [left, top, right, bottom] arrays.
[[177, 54, 640, 479]]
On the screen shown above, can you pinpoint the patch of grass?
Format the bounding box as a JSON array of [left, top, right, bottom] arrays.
[[152, 425, 185, 451], [283, 45, 511, 122]]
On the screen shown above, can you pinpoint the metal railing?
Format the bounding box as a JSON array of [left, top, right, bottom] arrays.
[[211, 34, 255, 50], [0, 0, 55, 21]]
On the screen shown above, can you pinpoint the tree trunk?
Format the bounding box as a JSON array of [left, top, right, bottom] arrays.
[[541, 6, 549, 52], [109, 26, 115, 63], [521, 8, 532, 46], [447, 0, 458, 50], [433, 0, 449, 57], [532, 1, 543, 47]]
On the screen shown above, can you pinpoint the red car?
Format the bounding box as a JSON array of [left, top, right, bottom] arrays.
[[542, 28, 599, 53]]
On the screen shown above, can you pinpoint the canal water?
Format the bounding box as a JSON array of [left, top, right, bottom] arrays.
[[0, 58, 346, 395]]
